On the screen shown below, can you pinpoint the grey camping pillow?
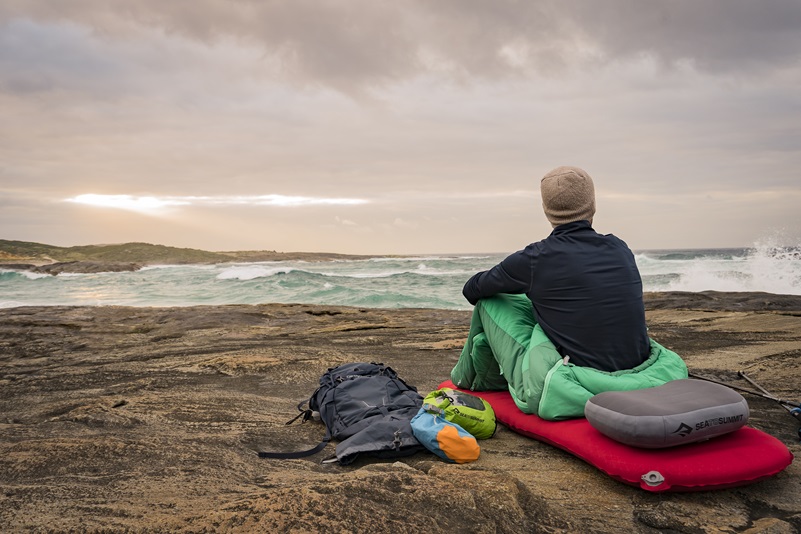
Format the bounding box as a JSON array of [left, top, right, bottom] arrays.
[[585, 379, 749, 448]]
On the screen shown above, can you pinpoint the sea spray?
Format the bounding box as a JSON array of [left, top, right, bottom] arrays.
[[643, 243, 801, 294]]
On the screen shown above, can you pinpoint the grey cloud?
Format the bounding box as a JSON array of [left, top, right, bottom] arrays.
[[0, 1, 420, 93], [0, 18, 121, 94], [416, 0, 801, 77], [2, 0, 800, 94], [563, 0, 801, 73]]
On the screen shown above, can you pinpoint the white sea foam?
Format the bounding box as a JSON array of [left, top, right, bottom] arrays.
[[367, 255, 495, 263], [140, 264, 218, 271], [655, 242, 801, 295], [317, 264, 473, 279], [412, 263, 474, 276], [319, 269, 406, 279], [368, 256, 451, 262], [13, 270, 50, 280], [216, 266, 295, 281], [0, 300, 27, 308]]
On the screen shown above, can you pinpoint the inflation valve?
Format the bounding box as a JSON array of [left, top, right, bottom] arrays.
[[641, 471, 665, 487]]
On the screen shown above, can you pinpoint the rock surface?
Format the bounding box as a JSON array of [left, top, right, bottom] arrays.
[[1, 293, 800, 533], [31, 261, 144, 275], [0, 261, 144, 274]]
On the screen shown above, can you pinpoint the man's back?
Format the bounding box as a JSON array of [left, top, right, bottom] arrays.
[[463, 221, 650, 372], [526, 221, 649, 370]]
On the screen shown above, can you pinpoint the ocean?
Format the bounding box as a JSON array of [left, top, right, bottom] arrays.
[[1, 245, 799, 309]]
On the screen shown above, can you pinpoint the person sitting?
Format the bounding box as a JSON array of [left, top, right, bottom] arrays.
[[451, 166, 687, 420], [462, 165, 649, 372]]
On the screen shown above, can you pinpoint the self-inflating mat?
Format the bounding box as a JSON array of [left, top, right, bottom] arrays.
[[438, 380, 793, 492]]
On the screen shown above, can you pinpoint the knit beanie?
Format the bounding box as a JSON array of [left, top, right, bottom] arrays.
[[540, 166, 596, 227]]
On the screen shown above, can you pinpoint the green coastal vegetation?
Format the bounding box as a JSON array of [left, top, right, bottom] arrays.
[[0, 239, 376, 265]]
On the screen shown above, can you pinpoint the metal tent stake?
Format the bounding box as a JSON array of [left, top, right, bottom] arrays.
[[689, 371, 801, 441]]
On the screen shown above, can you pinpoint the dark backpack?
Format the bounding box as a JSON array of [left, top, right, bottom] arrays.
[[258, 362, 424, 464]]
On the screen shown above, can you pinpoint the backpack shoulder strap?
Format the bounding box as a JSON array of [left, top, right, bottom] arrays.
[[257, 401, 330, 459], [257, 435, 330, 459]]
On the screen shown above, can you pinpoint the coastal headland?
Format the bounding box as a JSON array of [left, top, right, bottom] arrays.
[[1, 292, 800, 532], [0, 239, 385, 274]]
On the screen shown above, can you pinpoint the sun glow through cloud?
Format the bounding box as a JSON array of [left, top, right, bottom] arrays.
[[65, 194, 370, 212], [65, 194, 190, 212]]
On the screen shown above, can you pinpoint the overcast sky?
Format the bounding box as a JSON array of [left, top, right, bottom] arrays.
[[2, 1, 800, 254]]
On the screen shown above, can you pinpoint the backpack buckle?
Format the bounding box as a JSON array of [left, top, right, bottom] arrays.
[[285, 408, 313, 425]]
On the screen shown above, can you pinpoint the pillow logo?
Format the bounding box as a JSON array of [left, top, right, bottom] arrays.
[[672, 423, 693, 437]]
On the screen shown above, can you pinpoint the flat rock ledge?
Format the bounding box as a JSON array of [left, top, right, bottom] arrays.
[[1, 292, 800, 533]]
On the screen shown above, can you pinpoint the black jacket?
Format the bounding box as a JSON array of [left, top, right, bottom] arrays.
[[462, 221, 649, 372]]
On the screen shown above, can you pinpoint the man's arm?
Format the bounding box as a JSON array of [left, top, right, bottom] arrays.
[[462, 250, 531, 305]]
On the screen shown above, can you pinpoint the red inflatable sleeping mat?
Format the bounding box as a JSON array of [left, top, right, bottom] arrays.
[[439, 380, 793, 492]]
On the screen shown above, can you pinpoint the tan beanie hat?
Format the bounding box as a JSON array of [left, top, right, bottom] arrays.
[[540, 166, 596, 227]]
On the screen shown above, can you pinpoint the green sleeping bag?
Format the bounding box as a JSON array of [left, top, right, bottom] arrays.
[[450, 294, 688, 420]]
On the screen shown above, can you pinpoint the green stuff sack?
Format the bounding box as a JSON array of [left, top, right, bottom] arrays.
[[423, 388, 496, 440]]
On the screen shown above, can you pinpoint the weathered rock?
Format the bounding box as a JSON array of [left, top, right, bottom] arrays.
[[31, 261, 143, 275], [0, 263, 38, 271], [644, 290, 801, 315], [0, 293, 799, 532]]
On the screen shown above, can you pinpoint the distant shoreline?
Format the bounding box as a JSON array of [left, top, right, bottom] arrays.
[[0, 239, 784, 274], [0, 255, 391, 275], [0, 238, 401, 273]]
